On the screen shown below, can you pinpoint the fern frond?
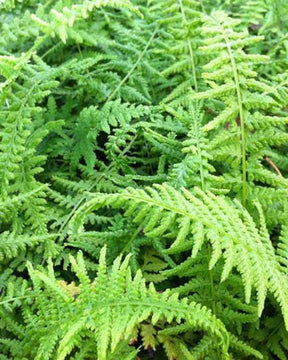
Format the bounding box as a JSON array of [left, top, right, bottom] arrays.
[[31, 0, 141, 44], [10, 247, 230, 360], [72, 184, 288, 328]]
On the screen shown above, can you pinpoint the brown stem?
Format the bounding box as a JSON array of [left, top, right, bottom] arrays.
[[264, 156, 282, 177]]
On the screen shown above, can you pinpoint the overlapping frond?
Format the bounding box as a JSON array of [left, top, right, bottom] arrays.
[[72, 184, 288, 328], [7, 248, 229, 360]]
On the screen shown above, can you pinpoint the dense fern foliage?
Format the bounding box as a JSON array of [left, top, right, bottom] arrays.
[[1, 0, 288, 359]]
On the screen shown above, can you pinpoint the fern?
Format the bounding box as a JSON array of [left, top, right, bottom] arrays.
[[1, 0, 288, 358], [0, 247, 229, 359], [71, 184, 288, 329], [70, 100, 149, 171]]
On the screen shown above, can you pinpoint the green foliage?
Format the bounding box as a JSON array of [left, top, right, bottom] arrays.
[[1, 0, 288, 359], [72, 184, 288, 326], [2, 248, 228, 359]]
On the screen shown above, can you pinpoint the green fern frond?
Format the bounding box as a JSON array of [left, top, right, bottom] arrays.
[[72, 184, 288, 328], [9, 247, 230, 360]]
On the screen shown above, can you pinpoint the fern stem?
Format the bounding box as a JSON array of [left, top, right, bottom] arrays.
[[208, 262, 216, 315], [0, 295, 32, 305], [42, 0, 55, 9], [207, 247, 222, 358], [1, 35, 49, 92], [41, 41, 62, 60], [57, 135, 138, 236], [106, 25, 159, 103], [231, 61, 247, 206], [197, 136, 206, 191], [212, 16, 247, 205], [178, 0, 198, 92], [265, 156, 282, 177], [121, 225, 143, 254], [194, 105, 217, 353]]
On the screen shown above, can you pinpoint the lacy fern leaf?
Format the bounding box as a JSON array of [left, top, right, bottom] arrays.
[[72, 184, 288, 328], [9, 247, 230, 360]]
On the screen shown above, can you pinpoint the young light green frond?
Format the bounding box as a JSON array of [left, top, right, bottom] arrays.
[[70, 100, 149, 171], [18, 248, 229, 360], [192, 10, 287, 207], [72, 184, 288, 327], [31, 0, 141, 44]]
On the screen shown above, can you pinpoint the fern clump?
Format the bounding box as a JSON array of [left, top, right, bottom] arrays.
[[1, 0, 288, 359]]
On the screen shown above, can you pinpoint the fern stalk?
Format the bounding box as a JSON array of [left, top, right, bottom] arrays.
[[106, 25, 159, 103], [210, 14, 247, 205], [178, 0, 198, 91]]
